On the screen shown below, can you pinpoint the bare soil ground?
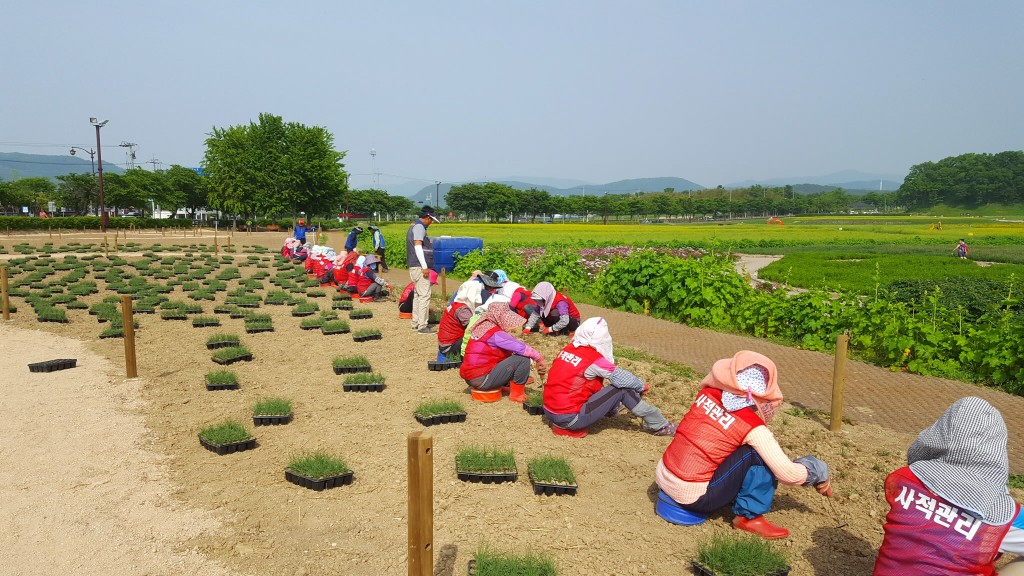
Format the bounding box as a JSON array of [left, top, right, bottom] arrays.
[[1, 231, 1019, 576]]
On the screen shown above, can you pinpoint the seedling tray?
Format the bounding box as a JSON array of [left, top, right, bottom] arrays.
[[456, 469, 517, 484], [353, 334, 382, 342], [415, 412, 467, 426], [206, 381, 240, 391], [690, 561, 790, 576], [253, 414, 292, 426], [212, 354, 253, 365], [343, 383, 385, 392], [322, 328, 351, 335], [28, 358, 78, 373], [427, 360, 462, 371], [200, 437, 256, 455], [529, 470, 578, 496], [523, 403, 544, 416], [291, 311, 314, 317], [37, 317, 70, 324], [332, 302, 353, 310], [245, 327, 274, 334], [349, 312, 373, 320], [206, 341, 239, 350], [285, 469, 353, 491], [333, 365, 372, 375]]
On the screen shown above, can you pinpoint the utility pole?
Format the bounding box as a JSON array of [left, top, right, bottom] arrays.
[[120, 142, 138, 169], [146, 155, 161, 171], [435, 181, 440, 210]]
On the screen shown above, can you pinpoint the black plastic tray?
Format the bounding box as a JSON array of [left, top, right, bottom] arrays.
[[28, 358, 78, 373], [333, 365, 372, 375], [415, 412, 467, 426], [206, 382, 240, 391], [206, 341, 240, 350], [523, 403, 544, 416], [353, 334, 382, 342], [285, 469, 353, 491], [691, 561, 790, 576], [427, 361, 462, 371], [456, 470, 517, 484], [529, 471, 577, 496], [343, 383, 385, 392], [253, 414, 292, 426], [245, 327, 274, 334], [211, 353, 253, 365], [199, 437, 256, 455]]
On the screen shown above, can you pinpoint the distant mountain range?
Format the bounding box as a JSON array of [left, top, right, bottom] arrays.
[[726, 170, 904, 192], [403, 177, 704, 200], [0, 152, 124, 181]]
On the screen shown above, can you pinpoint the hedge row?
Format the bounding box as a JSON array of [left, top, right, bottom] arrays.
[[0, 216, 193, 230]]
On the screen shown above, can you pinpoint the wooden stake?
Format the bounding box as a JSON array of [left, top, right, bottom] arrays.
[[48, 226, 52, 239], [121, 296, 138, 378], [214, 233, 219, 255], [1, 266, 10, 321], [440, 268, 447, 301], [104, 234, 109, 258], [830, 333, 849, 432], [407, 431, 433, 576]]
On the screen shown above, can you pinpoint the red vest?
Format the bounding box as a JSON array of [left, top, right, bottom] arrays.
[[304, 257, 315, 272], [873, 467, 1016, 576], [662, 388, 763, 482], [543, 344, 605, 414], [400, 282, 415, 304], [459, 326, 510, 381], [551, 291, 580, 319], [347, 265, 364, 289], [510, 288, 532, 318], [438, 302, 469, 346], [357, 268, 376, 293]]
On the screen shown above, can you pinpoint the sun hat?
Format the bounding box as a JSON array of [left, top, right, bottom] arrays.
[[419, 206, 440, 222]]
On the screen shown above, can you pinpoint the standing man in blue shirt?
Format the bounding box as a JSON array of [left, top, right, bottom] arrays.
[[406, 206, 438, 333], [294, 219, 308, 245], [370, 225, 388, 272]]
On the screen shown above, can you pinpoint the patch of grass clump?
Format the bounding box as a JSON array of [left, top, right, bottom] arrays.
[[252, 397, 292, 416], [192, 315, 221, 327], [198, 420, 251, 446], [300, 316, 326, 329], [415, 399, 466, 418], [206, 333, 240, 346], [349, 307, 373, 318], [343, 372, 385, 385], [287, 451, 350, 479], [696, 534, 789, 576], [353, 327, 381, 338], [332, 355, 370, 368], [456, 446, 517, 474], [322, 320, 351, 334], [206, 370, 239, 386], [473, 545, 556, 576], [212, 345, 252, 362], [524, 389, 544, 407], [528, 456, 576, 485]]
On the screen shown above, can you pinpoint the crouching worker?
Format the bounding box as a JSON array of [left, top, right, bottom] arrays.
[[357, 255, 391, 300], [460, 304, 546, 403], [543, 317, 676, 437], [399, 269, 437, 317], [524, 281, 581, 336], [873, 396, 1024, 576], [438, 281, 483, 361], [655, 351, 831, 539]]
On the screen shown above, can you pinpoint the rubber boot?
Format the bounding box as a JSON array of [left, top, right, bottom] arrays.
[[508, 383, 526, 403], [732, 516, 789, 539]]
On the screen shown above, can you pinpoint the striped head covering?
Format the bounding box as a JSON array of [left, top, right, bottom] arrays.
[[701, 351, 782, 423], [908, 397, 1014, 525]]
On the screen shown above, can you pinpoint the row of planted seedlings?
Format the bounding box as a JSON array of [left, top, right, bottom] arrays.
[[1, 241, 273, 256], [455, 445, 579, 497]]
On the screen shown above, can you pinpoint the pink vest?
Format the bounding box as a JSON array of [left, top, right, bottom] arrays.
[[873, 467, 1016, 576], [459, 326, 510, 381]]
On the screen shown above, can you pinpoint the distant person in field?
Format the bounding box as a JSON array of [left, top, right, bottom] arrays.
[[872, 397, 1024, 576], [656, 351, 832, 539], [344, 226, 364, 257], [543, 317, 676, 436], [955, 239, 969, 259], [369, 225, 388, 272], [523, 281, 581, 336], [294, 219, 308, 244], [357, 255, 391, 301]]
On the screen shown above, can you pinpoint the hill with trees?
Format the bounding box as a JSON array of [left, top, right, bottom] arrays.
[[898, 151, 1024, 209]]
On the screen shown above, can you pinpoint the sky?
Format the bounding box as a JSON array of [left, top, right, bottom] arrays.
[[2, 1, 1022, 195]]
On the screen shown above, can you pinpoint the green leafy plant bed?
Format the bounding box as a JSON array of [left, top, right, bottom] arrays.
[[252, 397, 292, 425], [160, 309, 188, 321], [343, 372, 386, 392], [285, 452, 353, 491], [332, 300, 353, 310], [226, 295, 262, 308], [291, 302, 319, 317], [352, 328, 382, 342], [333, 293, 352, 302], [244, 315, 274, 334], [206, 333, 241, 350], [414, 399, 467, 426], [523, 390, 544, 416], [211, 346, 253, 365], [468, 547, 556, 576], [191, 315, 221, 328], [300, 317, 325, 330], [692, 535, 790, 576], [332, 355, 372, 374], [205, 370, 240, 390], [214, 304, 238, 315], [99, 320, 139, 339], [321, 320, 351, 335], [264, 290, 290, 305], [349, 308, 373, 320], [198, 420, 255, 455], [306, 289, 326, 298], [456, 446, 517, 484], [528, 456, 577, 496], [37, 308, 69, 323]]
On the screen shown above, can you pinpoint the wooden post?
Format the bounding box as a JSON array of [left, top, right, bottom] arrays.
[[830, 333, 849, 432], [214, 233, 219, 255], [407, 431, 433, 576], [121, 295, 138, 378], [48, 226, 52, 239], [440, 268, 447, 301], [1, 266, 10, 321], [104, 234, 109, 258]]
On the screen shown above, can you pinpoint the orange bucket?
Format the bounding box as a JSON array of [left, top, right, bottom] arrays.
[[398, 312, 413, 319], [552, 426, 588, 438], [471, 388, 502, 403]]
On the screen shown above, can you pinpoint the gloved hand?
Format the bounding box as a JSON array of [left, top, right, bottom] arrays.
[[535, 359, 547, 378], [815, 479, 833, 497], [541, 326, 551, 335], [794, 455, 830, 492], [522, 328, 531, 336]]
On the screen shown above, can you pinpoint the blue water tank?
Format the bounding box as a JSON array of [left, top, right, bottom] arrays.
[[431, 236, 483, 273]]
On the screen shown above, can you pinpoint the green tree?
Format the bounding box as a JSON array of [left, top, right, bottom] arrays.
[[55, 173, 98, 215], [2, 177, 56, 213], [164, 165, 206, 218], [202, 112, 347, 222]]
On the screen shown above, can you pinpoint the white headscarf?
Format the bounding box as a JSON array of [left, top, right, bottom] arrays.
[[454, 281, 484, 309], [477, 293, 509, 314], [572, 317, 614, 364], [501, 281, 522, 298], [355, 255, 366, 268]]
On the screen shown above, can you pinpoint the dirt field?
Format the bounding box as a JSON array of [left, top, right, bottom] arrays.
[[0, 231, 1017, 576]]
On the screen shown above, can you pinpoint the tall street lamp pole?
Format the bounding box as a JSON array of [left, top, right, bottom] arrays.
[[69, 146, 96, 176], [90, 117, 109, 232], [435, 181, 440, 211]]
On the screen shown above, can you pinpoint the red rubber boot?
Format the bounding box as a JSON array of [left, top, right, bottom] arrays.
[[732, 516, 789, 539], [508, 383, 526, 403]]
